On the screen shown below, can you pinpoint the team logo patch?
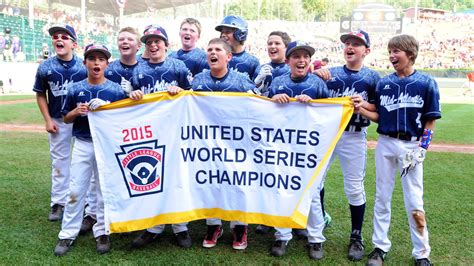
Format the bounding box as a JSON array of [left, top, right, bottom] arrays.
[[115, 139, 165, 197]]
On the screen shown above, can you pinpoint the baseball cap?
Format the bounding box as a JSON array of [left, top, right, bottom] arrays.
[[84, 43, 111, 59], [340, 30, 370, 47], [140, 25, 168, 44], [285, 41, 315, 58], [48, 24, 77, 42]]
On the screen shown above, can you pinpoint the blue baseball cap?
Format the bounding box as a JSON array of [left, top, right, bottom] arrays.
[[141, 25, 168, 44], [340, 30, 370, 47], [285, 41, 315, 58], [48, 24, 77, 42], [84, 43, 111, 59]]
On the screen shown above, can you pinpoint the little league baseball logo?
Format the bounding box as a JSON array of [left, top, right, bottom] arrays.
[[115, 139, 165, 197]]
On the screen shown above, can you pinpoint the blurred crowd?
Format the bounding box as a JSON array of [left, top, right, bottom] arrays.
[[0, 4, 473, 69]]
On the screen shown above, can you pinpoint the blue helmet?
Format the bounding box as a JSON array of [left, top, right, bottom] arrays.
[[215, 15, 248, 42]]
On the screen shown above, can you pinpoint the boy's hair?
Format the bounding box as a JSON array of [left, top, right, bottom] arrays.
[[268, 31, 291, 47], [119, 27, 140, 43], [388, 34, 419, 64], [208, 38, 232, 54], [180, 18, 202, 37], [322, 57, 329, 63]]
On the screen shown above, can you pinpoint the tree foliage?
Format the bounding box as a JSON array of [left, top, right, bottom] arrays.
[[221, 0, 474, 22]]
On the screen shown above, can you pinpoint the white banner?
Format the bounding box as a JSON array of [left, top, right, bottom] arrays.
[[89, 91, 353, 233]]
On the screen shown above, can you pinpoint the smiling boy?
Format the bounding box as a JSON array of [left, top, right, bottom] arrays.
[[33, 24, 87, 222], [267, 41, 329, 258], [169, 18, 208, 80]]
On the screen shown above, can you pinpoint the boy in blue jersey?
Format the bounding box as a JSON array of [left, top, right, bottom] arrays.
[[129, 24, 193, 249], [312, 30, 380, 261], [252, 31, 291, 97], [359, 34, 440, 266], [268, 41, 329, 258], [169, 18, 208, 80], [33, 24, 87, 222], [215, 15, 259, 79], [105, 27, 141, 95], [53, 44, 127, 256], [191, 38, 255, 92], [168, 38, 255, 250], [129, 24, 191, 98]]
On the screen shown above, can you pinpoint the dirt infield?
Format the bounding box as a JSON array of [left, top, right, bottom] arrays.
[[1, 123, 473, 154], [0, 99, 36, 105]]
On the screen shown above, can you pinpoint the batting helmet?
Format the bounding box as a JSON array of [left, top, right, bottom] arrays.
[[215, 15, 248, 42]]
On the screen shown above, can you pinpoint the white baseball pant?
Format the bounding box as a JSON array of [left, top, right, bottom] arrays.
[[372, 135, 431, 259], [58, 138, 105, 239], [48, 118, 72, 207]]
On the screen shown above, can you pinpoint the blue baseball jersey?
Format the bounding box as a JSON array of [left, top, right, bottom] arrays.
[[33, 55, 87, 118], [268, 73, 329, 99], [375, 70, 442, 138], [326, 65, 380, 128], [61, 79, 126, 139], [136, 54, 149, 63], [192, 69, 255, 92], [131, 57, 191, 94], [169, 48, 209, 78], [229, 50, 260, 79], [253, 62, 290, 87], [105, 60, 139, 84]]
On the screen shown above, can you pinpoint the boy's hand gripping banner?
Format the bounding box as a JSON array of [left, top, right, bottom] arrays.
[[89, 91, 353, 233]]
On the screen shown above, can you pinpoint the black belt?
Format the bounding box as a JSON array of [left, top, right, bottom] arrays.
[[387, 132, 420, 141], [345, 125, 363, 132]]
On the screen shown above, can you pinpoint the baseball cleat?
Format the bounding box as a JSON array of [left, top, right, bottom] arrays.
[[96, 235, 111, 254], [131, 230, 161, 248], [255, 224, 271, 234], [308, 242, 324, 260], [347, 237, 365, 261], [366, 248, 387, 266], [202, 225, 223, 248], [54, 239, 73, 256], [48, 204, 64, 221], [415, 258, 433, 266], [79, 215, 96, 235], [232, 225, 248, 250], [174, 230, 192, 248], [270, 240, 288, 257], [293, 228, 309, 239]]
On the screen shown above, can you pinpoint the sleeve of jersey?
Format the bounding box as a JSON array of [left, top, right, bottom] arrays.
[[177, 63, 192, 90], [316, 77, 330, 99], [32, 64, 46, 93], [61, 85, 75, 117], [367, 71, 380, 104], [374, 82, 383, 111], [250, 57, 260, 79], [422, 77, 442, 121], [240, 75, 256, 91], [267, 77, 281, 98], [131, 66, 140, 90], [191, 73, 203, 90]]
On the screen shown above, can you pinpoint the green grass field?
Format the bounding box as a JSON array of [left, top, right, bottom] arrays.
[[0, 94, 35, 101], [1, 132, 473, 264]]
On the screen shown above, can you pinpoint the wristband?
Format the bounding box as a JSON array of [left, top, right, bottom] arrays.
[[419, 128, 433, 150]]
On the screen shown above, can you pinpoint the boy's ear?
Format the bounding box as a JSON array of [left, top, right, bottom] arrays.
[[364, 47, 371, 56], [72, 42, 78, 49]]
